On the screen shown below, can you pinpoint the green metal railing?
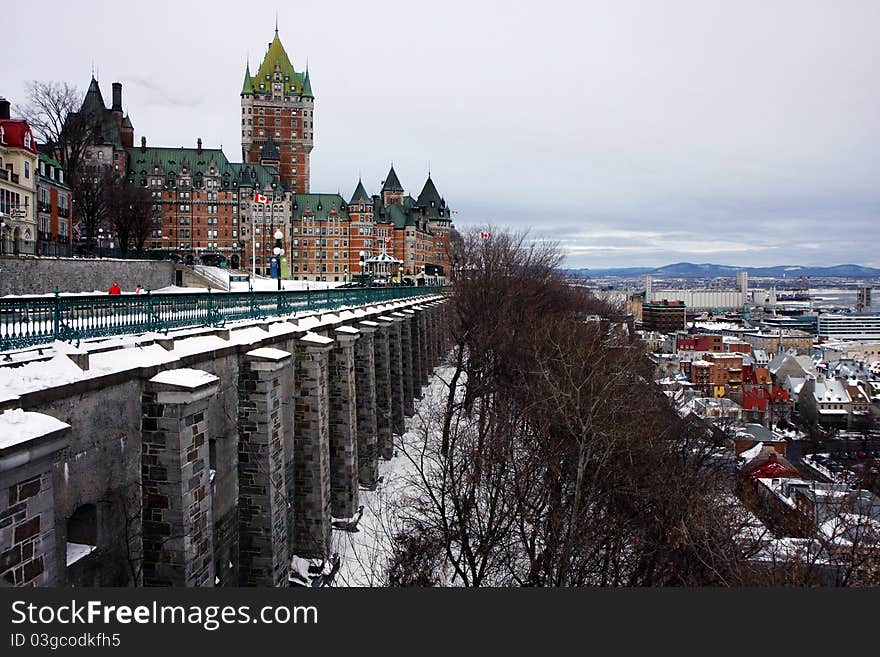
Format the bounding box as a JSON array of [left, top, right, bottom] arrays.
[[0, 286, 442, 352]]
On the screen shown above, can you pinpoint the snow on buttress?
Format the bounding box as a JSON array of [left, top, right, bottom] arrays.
[[150, 368, 218, 388], [0, 408, 69, 449]]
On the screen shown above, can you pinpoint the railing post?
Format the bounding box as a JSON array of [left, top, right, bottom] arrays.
[[249, 283, 257, 319], [53, 287, 60, 342], [207, 286, 215, 326], [146, 288, 154, 332]]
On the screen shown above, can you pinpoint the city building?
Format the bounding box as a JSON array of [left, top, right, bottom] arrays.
[[641, 300, 687, 332], [240, 28, 313, 194], [0, 97, 38, 255], [857, 284, 873, 312], [741, 329, 813, 357], [677, 333, 723, 354], [817, 312, 880, 340], [36, 151, 73, 256]]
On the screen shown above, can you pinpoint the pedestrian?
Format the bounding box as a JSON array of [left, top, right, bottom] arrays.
[[134, 284, 144, 294], [108, 281, 121, 295]]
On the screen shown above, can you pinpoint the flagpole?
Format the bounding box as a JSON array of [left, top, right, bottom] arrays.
[[251, 193, 256, 277]]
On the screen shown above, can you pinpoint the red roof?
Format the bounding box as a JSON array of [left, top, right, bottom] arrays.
[[0, 119, 37, 154]]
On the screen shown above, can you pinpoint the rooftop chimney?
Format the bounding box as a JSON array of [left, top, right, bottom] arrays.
[[111, 82, 122, 111], [197, 137, 202, 154], [140, 136, 147, 152], [0, 97, 9, 120]]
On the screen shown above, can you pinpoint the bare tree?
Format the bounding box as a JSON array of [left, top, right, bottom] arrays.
[[17, 81, 96, 183], [388, 227, 764, 586], [105, 176, 153, 255], [72, 166, 112, 249]]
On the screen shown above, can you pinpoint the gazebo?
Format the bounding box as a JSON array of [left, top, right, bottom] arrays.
[[365, 251, 403, 281]]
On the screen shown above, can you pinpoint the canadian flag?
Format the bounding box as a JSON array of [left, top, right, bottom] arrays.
[[451, 209, 459, 215], [479, 231, 491, 239], [254, 192, 268, 204]]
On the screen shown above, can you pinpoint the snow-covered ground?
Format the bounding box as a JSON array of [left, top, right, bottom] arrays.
[[330, 365, 453, 587]]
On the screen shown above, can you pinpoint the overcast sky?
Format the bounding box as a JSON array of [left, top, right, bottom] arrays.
[[4, 0, 879, 268]]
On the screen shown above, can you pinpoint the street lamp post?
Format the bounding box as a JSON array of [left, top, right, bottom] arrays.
[[359, 250, 366, 285], [273, 228, 284, 291], [343, 265, 348, 284]]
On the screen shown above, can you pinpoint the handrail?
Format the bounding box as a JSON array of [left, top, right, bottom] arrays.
[[0, 285, 444, 352]]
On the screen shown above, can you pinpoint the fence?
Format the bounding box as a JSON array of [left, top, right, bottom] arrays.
[[0, 285, 443, 352]]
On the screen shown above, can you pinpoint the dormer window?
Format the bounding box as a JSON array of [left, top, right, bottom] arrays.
[[24, 132, 31, 149]]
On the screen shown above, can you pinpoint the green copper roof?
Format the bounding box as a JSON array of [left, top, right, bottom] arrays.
[[292, 193, 350, 221], [241, 63, 254, 95], [122, 114, 133, 129], [246, 32, 305, 96], [126, 146, 280, 190], [301, 69, 313, 98]]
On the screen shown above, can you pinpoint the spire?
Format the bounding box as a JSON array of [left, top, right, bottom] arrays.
[[301, 67, 313, 98], [275, 12, 278, 35], [382, 165, 404, 192], [241, 62, 254, 95], [350, 179, 370, 205]]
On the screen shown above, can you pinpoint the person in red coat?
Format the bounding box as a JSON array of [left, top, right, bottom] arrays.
[[108, 281, 122, 295]]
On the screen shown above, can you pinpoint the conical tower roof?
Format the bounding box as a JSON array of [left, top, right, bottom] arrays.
[[81, 77, 106, 115], [350, 179, 370, 204], [381, 165, 404, 192], [302, 68, 313, 98], [241, 63, 254, 95], [417, 175, 442, 205]]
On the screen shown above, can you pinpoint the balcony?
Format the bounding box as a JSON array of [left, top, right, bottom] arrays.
[[38, 202, 52, 213], [58, 207, 70, 218]]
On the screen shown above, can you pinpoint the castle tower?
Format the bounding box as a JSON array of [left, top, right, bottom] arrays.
[[381, 165, 404, 206], [240, 27, 314, 193]]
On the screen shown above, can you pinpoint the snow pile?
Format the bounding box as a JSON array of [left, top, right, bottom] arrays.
[[0, 408, 70, 449]]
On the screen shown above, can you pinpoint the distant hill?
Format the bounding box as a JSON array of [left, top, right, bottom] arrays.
[[564, 262, 880, 279]]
